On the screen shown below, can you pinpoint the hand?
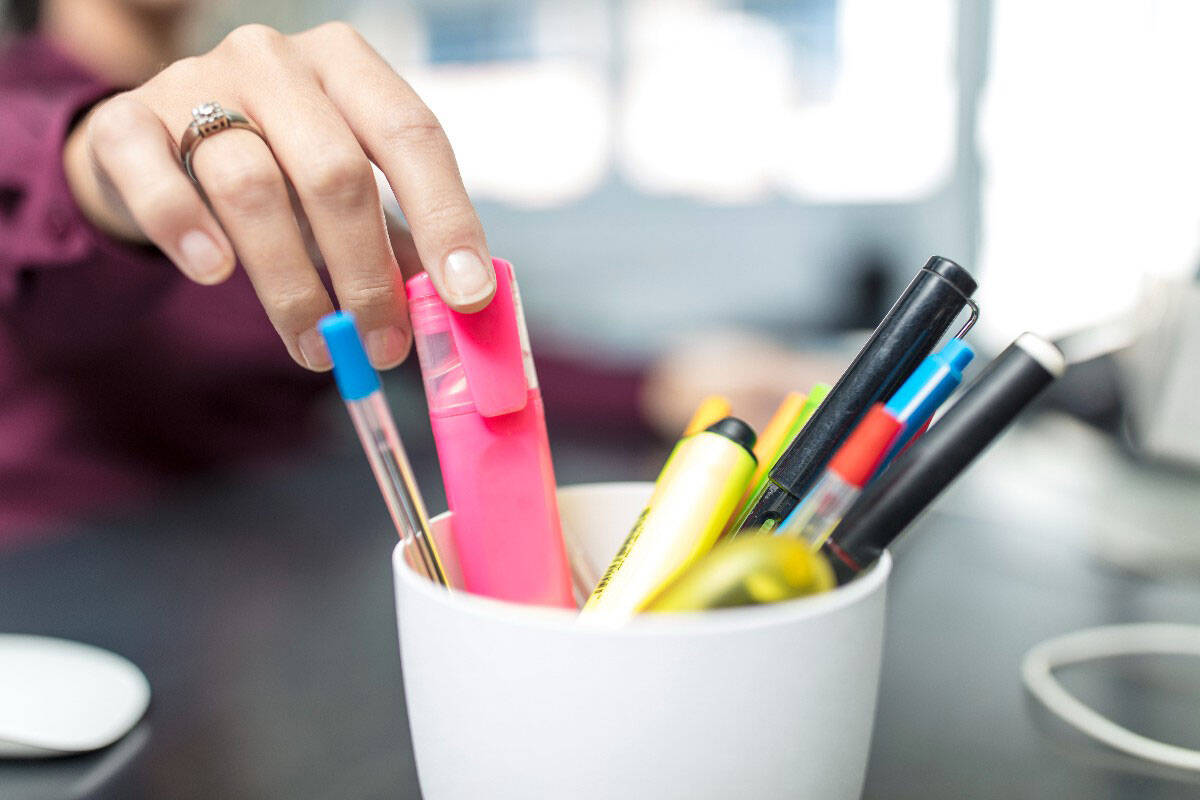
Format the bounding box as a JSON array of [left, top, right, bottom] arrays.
[[63, 22, 496, 371], [640, 329, 849, 438]]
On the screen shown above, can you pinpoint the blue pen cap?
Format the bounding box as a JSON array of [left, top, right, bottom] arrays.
[[938, 338, 975, 373], [884, 338, 975, 422], [874, 338, 976, 477], [318, 312, 382, 401]]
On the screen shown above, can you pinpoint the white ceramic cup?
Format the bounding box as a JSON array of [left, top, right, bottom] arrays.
[[392, 482, 891, 800]]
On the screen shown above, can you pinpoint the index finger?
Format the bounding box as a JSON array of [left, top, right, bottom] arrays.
[[299, 23, 496, 313]]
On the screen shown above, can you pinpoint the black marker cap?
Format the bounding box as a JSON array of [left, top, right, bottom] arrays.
[[705, 416, 757, 460]]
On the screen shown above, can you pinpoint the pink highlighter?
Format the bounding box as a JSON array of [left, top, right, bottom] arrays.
[[406, 259, 575, 608]]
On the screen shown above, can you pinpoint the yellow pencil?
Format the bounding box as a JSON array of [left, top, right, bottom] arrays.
[[682, 395, 732, 437]]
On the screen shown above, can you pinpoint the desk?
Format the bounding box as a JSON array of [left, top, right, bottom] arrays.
[[2, 399, 1199, 799]]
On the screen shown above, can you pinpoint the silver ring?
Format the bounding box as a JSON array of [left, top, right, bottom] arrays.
[[179, 102, 264, 182]]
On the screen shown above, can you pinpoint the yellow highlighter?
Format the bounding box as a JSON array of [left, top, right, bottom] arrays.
[[730, 384, 831, 532], [642, 534, 834, 612], [572, 397, 737, 599], [655, 394, 733, 497], [582, 417, 757, 623]]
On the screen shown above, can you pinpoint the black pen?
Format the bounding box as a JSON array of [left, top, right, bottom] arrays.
[[736, 256, 978, 533], [823, 332, 1065, 582]]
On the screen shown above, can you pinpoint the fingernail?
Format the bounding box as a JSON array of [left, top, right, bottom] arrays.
[[365, 325, 409, 369], [179, 230, 228, 283], [298, 328, 332, 371], [442, 249, 494, 305]]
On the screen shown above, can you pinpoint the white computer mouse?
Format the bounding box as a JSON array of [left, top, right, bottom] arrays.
[[0, 634, 150, 758]]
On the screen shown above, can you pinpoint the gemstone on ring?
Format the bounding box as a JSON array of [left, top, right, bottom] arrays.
[[191, 102, 232, 136]]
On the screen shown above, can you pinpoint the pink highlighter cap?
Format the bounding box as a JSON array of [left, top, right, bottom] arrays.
[[406, 259, 528, 418]]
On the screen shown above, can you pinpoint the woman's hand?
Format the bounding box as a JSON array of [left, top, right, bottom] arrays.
[[63, 22, 495, 371]]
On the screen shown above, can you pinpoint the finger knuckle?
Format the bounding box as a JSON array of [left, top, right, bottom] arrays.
[[270, 284, 329, 330], [379, 106, 447, 151], [202, 160, 283, 214], [415, 190, 477, 233], [311, 20, 363, 47], [342, 278, 398, 313], [300, 151, 375, 205], [85, 96, 138, 151], [219, 23, 286, 58]]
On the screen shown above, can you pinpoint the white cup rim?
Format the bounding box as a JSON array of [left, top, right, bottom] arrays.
[[393, 482, 892, 637]]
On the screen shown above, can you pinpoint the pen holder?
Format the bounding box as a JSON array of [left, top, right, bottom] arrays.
[[392, 482, 890, 800]]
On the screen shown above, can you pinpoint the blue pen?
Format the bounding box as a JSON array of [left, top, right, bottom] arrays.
[[319, 312, 448, 586], [876, 338, 975, 473]]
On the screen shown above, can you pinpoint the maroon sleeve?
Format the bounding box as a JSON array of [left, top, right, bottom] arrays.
[[535, 344, 653, 438], [0, 53, 163, 307]]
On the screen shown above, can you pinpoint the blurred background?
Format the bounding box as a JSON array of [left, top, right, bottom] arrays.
[[160, 0, 1200, 448], [184, 0, 1200, 356]]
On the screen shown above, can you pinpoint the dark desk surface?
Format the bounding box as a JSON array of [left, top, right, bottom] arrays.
[[3, 397, 1200, 800]]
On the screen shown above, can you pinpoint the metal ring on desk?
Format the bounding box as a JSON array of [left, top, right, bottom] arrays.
[[1021, 623, 1200, 772]]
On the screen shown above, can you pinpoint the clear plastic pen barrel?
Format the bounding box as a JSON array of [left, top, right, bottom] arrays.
[[347, 392, 447, 586], [777, 404, 903, 550], [777, 472, 860, 550]]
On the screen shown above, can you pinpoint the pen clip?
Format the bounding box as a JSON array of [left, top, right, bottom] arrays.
[[919, 263, 979, 341], [953, 297, 980, 340]]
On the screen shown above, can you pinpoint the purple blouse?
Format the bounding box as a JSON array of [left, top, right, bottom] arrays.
[[0, 37, 326, 542]]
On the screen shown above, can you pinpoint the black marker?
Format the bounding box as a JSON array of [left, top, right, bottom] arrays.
[[824, 333, 1065, 582], [736, 256, 978, 533]]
